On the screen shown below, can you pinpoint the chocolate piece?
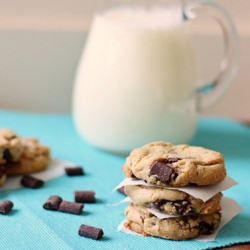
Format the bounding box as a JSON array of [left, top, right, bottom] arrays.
[[74, 191, 96, 203], [198, 221, 215, 234], [78, 224, 104, 240], [3, 149, 12, 162], [173, 201, 189, 215], [0, 200, 13, 214], [166, 157, 182, 164], [148, 200, 190, 215], [21, 175, 44, 189], [130, 170, 136, 178], [117, 186, 126, 195], [58, 201, 83, 215], [43, 195, 62, 210], [65, 167, 84, 176], [149, 161, 174, 184]]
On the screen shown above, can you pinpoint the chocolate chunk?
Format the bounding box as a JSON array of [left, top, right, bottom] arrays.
[[0, 200, 13, 214], [78, 224, 104, 240], [3, 149, 12, 162], [58, 201, 83, 215], [74, 191, 96, 203], [148, 200, 190, 215], [117, 186, 126, 196], [166, 157, 182, 164], [43, 195, 62, 210], [65, 167, 84, 176], [173, 201, 189, 215], [198, 221, 214, 234], [149, 161, 174, 184], [21, 175, 44, 189], [130, 171, 136, 178]]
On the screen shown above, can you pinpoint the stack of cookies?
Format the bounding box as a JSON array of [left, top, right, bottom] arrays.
[[0, 128, 50, 186], [121, 141, 226, 240]]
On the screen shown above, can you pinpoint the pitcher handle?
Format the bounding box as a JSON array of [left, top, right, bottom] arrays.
[[183, 0, 239, 111]]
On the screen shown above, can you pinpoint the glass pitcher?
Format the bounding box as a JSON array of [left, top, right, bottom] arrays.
[[72, 0, 238, 154]]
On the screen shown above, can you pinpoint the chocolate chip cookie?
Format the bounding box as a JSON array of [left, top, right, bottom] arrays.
[[123, 141, 226, 186], [124, 185, 222, 216], [5, 138, 50, 175], [0, 128, 23, 164], [124, 203, 221, 240]]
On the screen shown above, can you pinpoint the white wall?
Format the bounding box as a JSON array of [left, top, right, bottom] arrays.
[[0, 0, 249, 120]]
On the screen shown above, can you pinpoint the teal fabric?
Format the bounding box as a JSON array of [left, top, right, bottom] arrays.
[[0, 110, 250, 250]]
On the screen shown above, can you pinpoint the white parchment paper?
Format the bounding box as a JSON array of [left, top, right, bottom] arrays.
[[0, 158, 75, 191], [113, 177, 237, 201]]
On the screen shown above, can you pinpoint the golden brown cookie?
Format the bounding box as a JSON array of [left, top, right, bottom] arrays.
[[5, 138, 50, 176], [123, 141, 226, 186], [124, 203, 221, 240], [0, 128, 23, 164], [124, 185, 222, 216]]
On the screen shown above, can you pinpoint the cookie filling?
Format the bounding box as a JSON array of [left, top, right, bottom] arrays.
[[147, 200, 193, 215], [148, 158, 181, 184], [197, 221, 215, 235]]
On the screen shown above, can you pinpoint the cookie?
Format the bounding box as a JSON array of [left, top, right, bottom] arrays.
[[0, 166, 7, 185], [0, 128, 23, 164], [123, 141, 226, 186], [124, 203, 221, 240], [5, 138, 50, 176], [124, 185, 222, 216]]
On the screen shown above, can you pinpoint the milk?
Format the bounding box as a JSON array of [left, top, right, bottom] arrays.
[[73, 6, 198, 153]]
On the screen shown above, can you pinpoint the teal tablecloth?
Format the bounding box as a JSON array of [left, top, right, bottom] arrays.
[[0, 110, 250, 250]]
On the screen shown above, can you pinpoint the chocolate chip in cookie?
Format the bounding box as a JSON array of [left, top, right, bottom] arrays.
[[149, 161, 174, 184], [166, 157, 182, 164], [197, 221, 215, 235]]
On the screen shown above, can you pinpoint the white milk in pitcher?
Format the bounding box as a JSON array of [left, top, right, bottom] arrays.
[[73, 6, 197, 153]]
